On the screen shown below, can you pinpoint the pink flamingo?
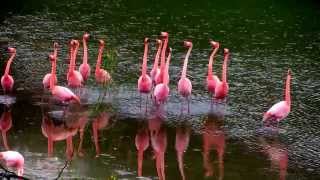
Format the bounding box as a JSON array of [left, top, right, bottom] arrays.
[[214, 48, 230, 100], [1, 48, 16, 93], [135, 123, 149, 177], [155, 32, 169, 85], [0, 108, 12, 150], [137, 38, 152, 93], [206, 41, 220, 94], [79, 33, 91, 81], [153, 48, 171, 104], [175, 126, 190, 180], [263, 69, 291, 122], [67, 40, 83, 88], [49, 54, 80, 104], [43, 43, 58, 89], [95, 40, 111, 85], [150, 39, 163, 83], [0, 151, 24, 176]]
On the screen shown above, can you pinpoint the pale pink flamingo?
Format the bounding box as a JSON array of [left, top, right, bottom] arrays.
[[49, 54, 80, 104], [150, 39, 163, 83], [214, 48, 230, 100], [1, 48, 16, 93], [175, 126, 190, 180], [92, 111, 110, 157], [137, 38, 152, 93], [155, 32, 169, 85], [67, 40, 83, 88], [0, 108, 12, 150], [95, 40, 111, 85], [0, 151, 24, 176], [263, 69, 291, 122], [43, 42, 58, 89], [79, 33, 91, 81], [135, 123, 149, 177], [153, 48, 171, 104], [206, 41, 220, 94], [151, 126, 167, 180]]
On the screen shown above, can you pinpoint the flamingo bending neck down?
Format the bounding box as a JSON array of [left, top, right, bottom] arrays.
[[263, 69, 291, 122], [67, 40, 83, 88], [154, 47, 171, 104], [0, 151, 24, 176], [207, 41, 220, 94], [49, 54, 80, 104], [138, 38, 152, 93], [214, 48, 230, 100], [150, 39, 163, 84], [1, 48, 16, 93], [155, 32, 169, 85], [79, 32, 91, 81], [178, 41, 193, 98], [43, 43, 58, 89], [95, 40, 111, 85]]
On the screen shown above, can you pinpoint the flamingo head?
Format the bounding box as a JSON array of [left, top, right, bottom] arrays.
[[287, 69, 291, 76], [53, 42, 59, 49], [160, 32, 169, 38], [144, 38, 149, 44], [156, 39, 162, 46], [49, 54, 55, 62], [224, 48, 230, 55], [83, 32, 90, 40], [184, 41, 192, 48], [8, 47, 16, 54], [210, 41, 220, 49], [99, 40, 105, 47]]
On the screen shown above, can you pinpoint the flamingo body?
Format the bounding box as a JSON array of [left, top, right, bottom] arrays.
[[138, 76, 152, 93], [79, 63, 90, 81], [154, 84, 169, 103], [79, 33, 91, 81], [43, 74, 57, 89], [95, 69, 111, 85], [67, 71, 83, 88], [206, 75, 220, 94], [51, 85, 80, 103], [1, 75, 14, 93], [214, 82, 229, 100], [178, 78, 192, 97], [0, 151, 24, 176]]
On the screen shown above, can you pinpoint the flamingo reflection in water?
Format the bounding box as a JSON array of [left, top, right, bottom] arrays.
[[92, 109, 111, 157], [0, 106, 12, 150], [135, 121, 149, 177], [175, 123, 190, 180], [202, 113, 225, 180]]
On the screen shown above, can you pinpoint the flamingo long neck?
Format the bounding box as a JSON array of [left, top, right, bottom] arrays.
[[182, 45, 192, 78], [163, 51, 171, 85], [137, 149, 144, 176], [53, 45, 58, 58], [222, 53, 229, 83], [50, 59, 56, 90], [142, 42, 149, 77], [83, 38, 88, 64], [160, 38, 168, 74], [96, 45, 104, 73], [4, 52, 16, 76], [68, 45, 74, 74], [72, 44, 79, 70], [285, 73, 291, 106], [208, 48, 219, 77], [152, 43, 162, 71]]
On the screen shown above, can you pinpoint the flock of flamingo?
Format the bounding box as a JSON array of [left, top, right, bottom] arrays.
[[0, 31, 292, 177]]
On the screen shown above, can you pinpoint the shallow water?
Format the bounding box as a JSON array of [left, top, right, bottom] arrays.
[[0, 0, 320, 179]]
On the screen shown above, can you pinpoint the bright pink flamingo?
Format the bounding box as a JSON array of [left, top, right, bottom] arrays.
[[155, 32, 169, 85], [43, 43, 58, 89], [214, 48, 230, 100], [137, 38, 152, 93], [150, 39, 163, 83], [263, 69, 291, 122], [79, 33, 91, 81], [135, 123, 149, 177], [0, 151, 24, 176], [0, 108, 12, 150], [95, 40, 111, 85], [1, 48, 16, 93], [175, 126, 190, 180], [49, 54, 80, 104], [92, 111, 110, 157], [153, 48, 171, 104], [67, 40, 83, 88], [206, 41, 220, 94]]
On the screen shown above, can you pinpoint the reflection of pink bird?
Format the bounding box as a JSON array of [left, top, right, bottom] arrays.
[[67, 40, 83, 88], [1, 48, 16, 93], [0, 151, 24, 176], [151, 127, 167, 180], [206, 41, 220, 94], [137, 38, 152, 93], [263, 69, 291, 122], [154, 48, 171, 104], [79, 33, 91, 81], [178, 41, 193, 98], [135, 124, 149, 177], [150, 39, 163, 84], [175, 127, 190, 180], [92, 112, 110, 157], [95, 40, 111, 85], [0, 108, 12, 150], [214, 49, 230, 100], [49, 54, 80, 104], [43, 43, 58, 89], [155, 32, 169, 85]]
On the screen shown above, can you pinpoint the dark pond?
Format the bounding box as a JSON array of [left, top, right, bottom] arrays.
[[0, 0, 319, 179]]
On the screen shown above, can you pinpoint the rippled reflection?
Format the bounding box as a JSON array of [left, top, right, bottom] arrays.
[[175, 122, 190, 180], [135, 121, 149, 177], [0, 106, 12, 150]]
